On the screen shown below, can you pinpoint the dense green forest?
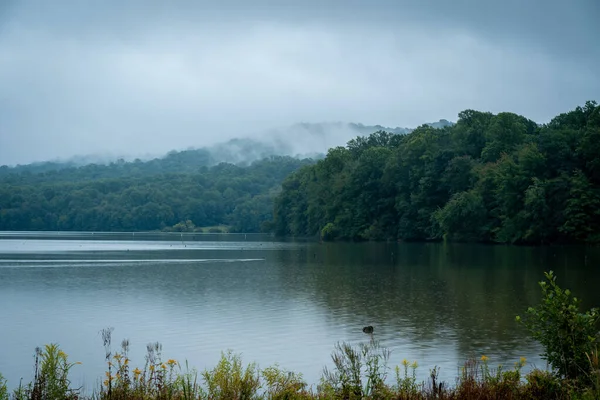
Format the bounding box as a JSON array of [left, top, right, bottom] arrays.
[[2, 102, 599, 241], [0, 155, 313, 233], [0, 138, 304, 182], [274, 101, 600, 244]]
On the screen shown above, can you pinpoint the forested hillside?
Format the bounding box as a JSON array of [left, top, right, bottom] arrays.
[[0, 138, 304, 181], [274, 101, 600, 244], [0, 156, 313, 233]]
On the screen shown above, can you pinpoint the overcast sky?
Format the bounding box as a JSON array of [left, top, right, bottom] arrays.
[[1, 0, 598, 165]]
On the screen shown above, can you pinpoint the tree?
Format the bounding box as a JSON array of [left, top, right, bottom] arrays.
[[560, 170, 600, 242], [433, 190, 487, 241], [272, 102, 599, 243]]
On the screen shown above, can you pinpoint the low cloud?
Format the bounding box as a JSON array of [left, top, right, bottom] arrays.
[[1, 1, 598, 165]]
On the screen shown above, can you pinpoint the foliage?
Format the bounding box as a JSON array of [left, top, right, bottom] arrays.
[[201, 351, 260, 400], [96, 328, 204, 400], [319, 341, 393, 399], [274, 101, 600, 243], [2, 102, 599, 243], [522, 369, 566, 400], [394, 359, 420, 397], [261, 366, 311, 399], [0, 373, 7, 400], [9, 344, 81, 400], [0, 156, 312, 233], [320, 223, 338, 241], [3, 340, 600, 399], [581, 347, 600, 399], [517, 271, 600, 383]]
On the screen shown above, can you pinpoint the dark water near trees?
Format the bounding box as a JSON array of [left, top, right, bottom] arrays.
[[1, 232, 599, 391]]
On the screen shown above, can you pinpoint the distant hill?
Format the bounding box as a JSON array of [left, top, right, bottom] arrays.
[[0, 116, 463, 233], [0, 119, 454, 176]]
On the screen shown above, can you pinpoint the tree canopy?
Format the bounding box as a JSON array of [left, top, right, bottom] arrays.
[[0, 155, 313, 233], [273, 101, 600, 244]]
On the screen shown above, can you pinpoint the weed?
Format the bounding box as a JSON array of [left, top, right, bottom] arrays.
[[8, 344, 81, 400], [320, 341, 392, 399], [0, 373, 7, 400], [201, 350, 260, 400], [262, 365, 310, 399], [395, 358, 420, 397]]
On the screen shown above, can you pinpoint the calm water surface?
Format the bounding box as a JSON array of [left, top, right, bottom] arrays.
[[1, 232, 599, 391]]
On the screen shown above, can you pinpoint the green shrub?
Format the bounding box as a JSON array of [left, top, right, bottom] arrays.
[[320, 223, 338, 241], [202, 351, 260, 400], [262, 365, 310, 399], [522, 369, 565, 399], [517, 271, 600, 383]]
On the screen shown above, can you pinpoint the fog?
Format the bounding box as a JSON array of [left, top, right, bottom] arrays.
[[1, 0, 598, 166]]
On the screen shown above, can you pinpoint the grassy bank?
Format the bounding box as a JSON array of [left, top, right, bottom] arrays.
[[0, 339, 598, 400], [1, 271, 599, 399]]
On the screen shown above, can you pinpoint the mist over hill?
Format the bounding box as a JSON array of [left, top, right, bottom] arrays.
[[0, 120, 453, 174], [0, 118, 456, 233]]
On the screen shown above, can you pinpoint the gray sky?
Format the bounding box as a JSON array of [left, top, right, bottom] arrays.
[[1, 0, 598, 165]]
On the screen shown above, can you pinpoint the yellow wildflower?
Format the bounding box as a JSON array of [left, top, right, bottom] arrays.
[[58, 350, 67, 358], [103, 380, 109, 387], [411, 361, 418, 369], [149, 365, 155, 372], [124, 358, 129, 366], [105, 372, 111, 379], [167, 359, 177, 366], [113, 354, 123, 361], [520, 357, 526, 364], [133, 368, 141, 376], [161, 363, 167, 369], [481, 355, 489, 362], [402, 359, 409, 367]]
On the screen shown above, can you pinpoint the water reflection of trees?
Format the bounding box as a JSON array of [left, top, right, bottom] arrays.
[[275, 242, 600, 356], [3, 241, 598, 359]]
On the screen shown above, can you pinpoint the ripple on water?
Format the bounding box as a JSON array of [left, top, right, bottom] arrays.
[[3, 238, 587, 391]]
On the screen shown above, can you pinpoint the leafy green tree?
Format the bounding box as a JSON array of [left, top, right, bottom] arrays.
[[433, 190, 487, 241], [481, 112, 531, 162], [452, 109, 493, 158], [560, 170, 600, 242], [273, 101, 599, 244], [3, 102, 599, 243], [0, 155, 313, 233]]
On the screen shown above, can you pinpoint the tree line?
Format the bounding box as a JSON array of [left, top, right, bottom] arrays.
[[273, 101, 600, 244], [0, 156, 313, 233]]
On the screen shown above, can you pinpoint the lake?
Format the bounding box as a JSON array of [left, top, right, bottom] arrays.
[[1, 232, 599, 392]]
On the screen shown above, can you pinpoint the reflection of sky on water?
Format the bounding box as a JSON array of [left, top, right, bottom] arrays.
[[0, 238, 297, 253]]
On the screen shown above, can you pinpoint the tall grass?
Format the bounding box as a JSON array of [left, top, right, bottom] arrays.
[[0, 373, 8, 400], [319, 341, 393, 399], [3, 340, 599, 399], [10, 344, 80, 400]]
